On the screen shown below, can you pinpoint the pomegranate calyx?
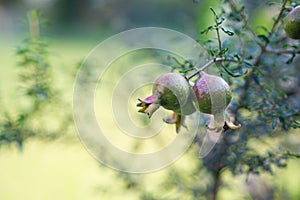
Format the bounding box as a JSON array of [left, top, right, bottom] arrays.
[[137, 95, 160, 118]]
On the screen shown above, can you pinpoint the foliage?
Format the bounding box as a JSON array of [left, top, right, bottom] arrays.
[[0, 11, 71, 149], [1, 1, 300, 199], [129, 0, 300, 199]]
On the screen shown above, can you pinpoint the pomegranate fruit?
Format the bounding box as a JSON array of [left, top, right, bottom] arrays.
[[137, 71, 241, 132], [284, 6, 300, 39], [193, 72, 240, 130], [193, 72, 231, 114], [137, 73, 192, 115], [137, 73, 195, 132]]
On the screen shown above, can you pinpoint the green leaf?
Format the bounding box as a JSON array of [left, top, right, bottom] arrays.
[[210, 7, 218, 18], [286, 52, 296, 64], [256, 26, 269, 34], [253, 67, 265, 76], [216, 17, 225, 26], [257, 34, 269, 44], [221, 27, 234, 36], [243, 61, 253, 69], [200, 26, 215, 34], [221, 64, 246, 77], [268, 1, 277, 6], [219, 47, 229, 56], [233, 54, 241, 61]]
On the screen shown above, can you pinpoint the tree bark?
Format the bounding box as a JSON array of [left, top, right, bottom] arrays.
[[210, 169, 221, 200]]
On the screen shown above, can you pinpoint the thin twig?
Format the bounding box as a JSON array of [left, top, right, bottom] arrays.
[[185, 57, 239, 80], [265, 48, 300, 54], [284, 6, 293, 12], [210, 169, 221, 200], [271, 0, 289, 33], [261, 0, 289, 52], [232, 0, 291, 115], [229, 0, 265, 48], [216, 27, 222, 53], [286, 152, 300, 159], [27, 11, 40, 39]]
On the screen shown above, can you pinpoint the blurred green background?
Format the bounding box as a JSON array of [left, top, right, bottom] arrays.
[[0, 0, 299, 199]]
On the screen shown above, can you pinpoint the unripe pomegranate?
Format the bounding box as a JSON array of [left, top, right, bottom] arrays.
[[137, 73, 194, 116], [193, 72, 232, 114], [137, 73, 195, 132], [284, 6, 300, 39], [193, 72, 240, 131], [153, 73, 191, 111], [137, 71, 241, 132]]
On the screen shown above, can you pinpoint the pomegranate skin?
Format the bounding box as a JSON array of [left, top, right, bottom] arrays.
[[284, 6, 300, 39], [152, 73, 190, 111], [193, 72, 232, 114], [137, 73, 195, 118]]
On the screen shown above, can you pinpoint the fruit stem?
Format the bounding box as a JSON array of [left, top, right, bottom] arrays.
[[185, 57, 239, 80]]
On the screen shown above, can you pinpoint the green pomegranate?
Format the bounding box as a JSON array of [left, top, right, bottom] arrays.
[[137, 73, 195, 117], [193, 72, 232, 114], [152, 73, 190, 111], [137, 71, 241, 132], [284, 6, 300, 39], [193, 72, 240, 131], [137, 73, 195, 132]]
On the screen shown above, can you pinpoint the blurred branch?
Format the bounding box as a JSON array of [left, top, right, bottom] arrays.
[[229, 0, 265, 48], [265, 48, 300, 54], [271, 0, 289, 33], [286, 152, 300, 159], [210, 169, 221, 200], [232, 0, 293, 115], [216, 26, 222, 53], [27, 10, 40, 39]]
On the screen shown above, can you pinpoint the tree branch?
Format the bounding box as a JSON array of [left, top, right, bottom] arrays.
[[232, 0, 291, 116], [229, 0, 265, 48], [216, 27, 222, 53], [271, 0, 289, 33], [265, 48, 300, 54], [210, 169, 221, 200], [185, 57, 240, 80]]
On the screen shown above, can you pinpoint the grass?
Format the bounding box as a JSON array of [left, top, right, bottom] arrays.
[[0, 140, 101, 200]]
